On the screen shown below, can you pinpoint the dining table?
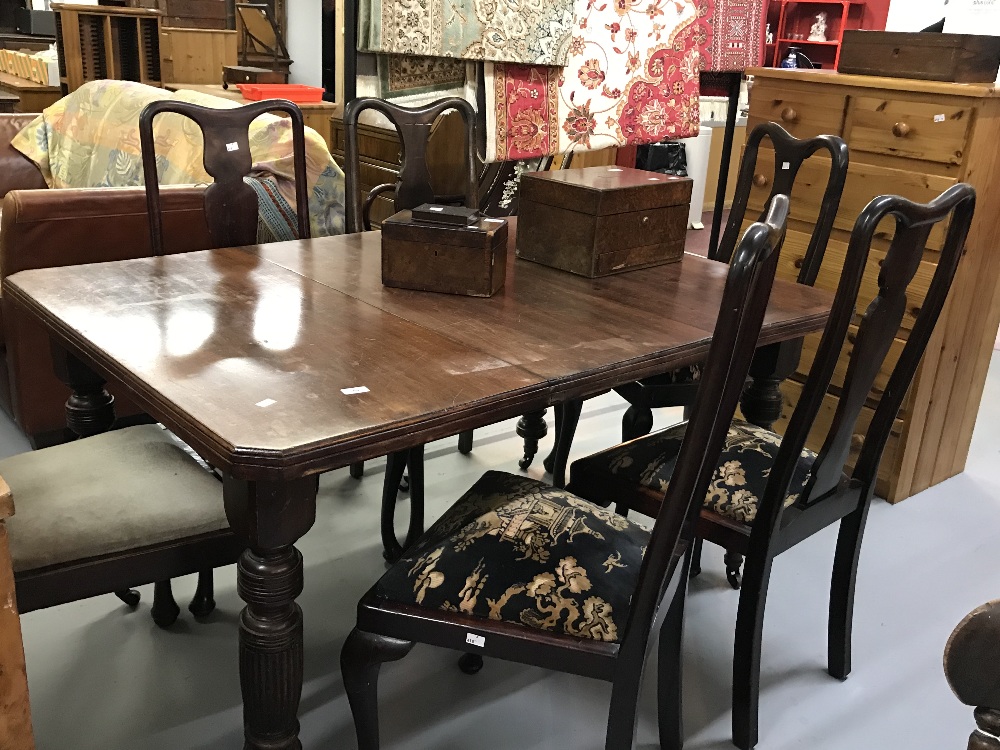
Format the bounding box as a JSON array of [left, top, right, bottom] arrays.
[[1, 220, 833, 750]]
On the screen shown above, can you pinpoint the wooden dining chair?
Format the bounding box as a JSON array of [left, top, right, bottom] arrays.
[[342, 96, 479, 560], [134, 97, 311, 618], [945, 599, 1000, 750], [568, 183, 977, 749], [339, 198, 791, 750], [546, 122, 848, 588]]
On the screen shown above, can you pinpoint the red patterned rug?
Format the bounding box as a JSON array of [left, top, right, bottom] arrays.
[[485, 0, 703, 161], [702, 0, 765, 72]]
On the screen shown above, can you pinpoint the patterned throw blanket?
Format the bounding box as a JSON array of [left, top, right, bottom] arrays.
[[11, 80, 345, 240], [359, 0, 577, 66]]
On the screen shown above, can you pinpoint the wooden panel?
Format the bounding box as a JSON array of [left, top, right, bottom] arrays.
[[845, 95, 973, 166], [796, 324, 908, 410], [775, 228, 936, 336], [0, 516, 34, 750], [747, 83, 847, 140], [908, 97, 1000, 495], [773, 379, 902, 499], [748, 150, 956, 251], [159, 27, 235, 84]]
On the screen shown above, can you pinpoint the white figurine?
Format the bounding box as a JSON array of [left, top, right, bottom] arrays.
[[808, 12, 828, 42]]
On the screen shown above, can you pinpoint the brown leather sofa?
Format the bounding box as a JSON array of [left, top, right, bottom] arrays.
[[0, 114, 216, 446]]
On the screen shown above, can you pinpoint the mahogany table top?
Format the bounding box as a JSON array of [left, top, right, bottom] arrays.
[[4, 231, 832, 481]]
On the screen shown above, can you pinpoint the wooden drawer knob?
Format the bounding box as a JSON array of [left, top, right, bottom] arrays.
[[892, 122, 911, 138], [780, 107, 798, 123], [793, 257, 804, 269], [851, 434, 865, 451], [753, 174, 769, 187]]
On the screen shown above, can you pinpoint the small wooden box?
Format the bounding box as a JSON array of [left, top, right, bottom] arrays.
[[516, 166, 692, 277], [838, 31, 1000, 83], [223, 65, 287, 86], [381, 210, 509, 297]]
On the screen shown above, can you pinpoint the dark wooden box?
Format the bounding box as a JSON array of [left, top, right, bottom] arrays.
[[516, 166, 692, 277], [381, 210, 509, 297], [223, 65, 287, 85], [838, 31, 1000, 83]]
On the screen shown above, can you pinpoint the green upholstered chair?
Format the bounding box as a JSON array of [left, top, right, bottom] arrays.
[[5, 424, 241, 625]]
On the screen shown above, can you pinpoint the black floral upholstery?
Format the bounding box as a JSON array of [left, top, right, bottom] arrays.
[[374, 471, 650, 643], [571, 420, 818, 525]]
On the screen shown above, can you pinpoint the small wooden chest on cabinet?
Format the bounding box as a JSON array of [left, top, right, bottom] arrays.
[[515, 166, 692, 277], [381, 209, 509, 297]]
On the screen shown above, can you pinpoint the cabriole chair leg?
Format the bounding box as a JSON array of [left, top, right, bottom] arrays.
[[341, 628, 415, 750], [188, 569, 216, 618]]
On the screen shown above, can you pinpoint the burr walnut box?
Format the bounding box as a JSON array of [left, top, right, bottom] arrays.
[[515, 166, 692, 277], [381, 207, 509, 297]]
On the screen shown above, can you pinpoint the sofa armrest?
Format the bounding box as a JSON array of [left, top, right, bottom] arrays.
[[0, 114, 47, 199], [0, 186, 212, 280]]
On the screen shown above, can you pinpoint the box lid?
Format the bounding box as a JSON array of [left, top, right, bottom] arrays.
[[520, 166, 692, 216], [382, 210, 509, 249]]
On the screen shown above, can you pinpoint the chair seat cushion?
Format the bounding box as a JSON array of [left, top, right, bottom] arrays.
[[2, 425, 228, 573], [374, 471, 650, 643], [570, 419, 818, 525]]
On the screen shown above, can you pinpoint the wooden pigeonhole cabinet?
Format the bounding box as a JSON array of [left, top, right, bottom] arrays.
[[743, 67, 1000, 503]]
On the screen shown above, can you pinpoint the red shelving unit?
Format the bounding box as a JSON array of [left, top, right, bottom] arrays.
[[770, 0, 866, 69]]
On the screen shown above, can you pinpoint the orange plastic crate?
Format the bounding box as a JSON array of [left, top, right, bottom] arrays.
[[236, 84, 325, 103]]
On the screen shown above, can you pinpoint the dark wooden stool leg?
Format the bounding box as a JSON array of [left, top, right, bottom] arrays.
[[402, 445, 425, 550], [458, 652, 484, 674], [350, 461, 365, 479], [739, 376, 784, 431], [690, 537, 704, 579], [189, 569, 216, 618], [457, 430, 474, 455], [151, 580, 181, 627], [622, 404, 654, 442], [551, 399, 582, 489], [516, 410, 547, 470], [542, 402, 564, 474], [725, 549, 744, 590], [380, 450, 408, 562]]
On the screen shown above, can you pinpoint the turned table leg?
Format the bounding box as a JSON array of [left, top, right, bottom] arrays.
[[224, 475, 318, 750], [516, 410, 547, 470]]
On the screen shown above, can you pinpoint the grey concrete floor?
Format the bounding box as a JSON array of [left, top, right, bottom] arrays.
[[10, 354, 1000, 750]]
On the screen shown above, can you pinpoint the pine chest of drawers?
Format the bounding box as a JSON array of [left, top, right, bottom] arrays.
[[745, 68, 1000, 502]]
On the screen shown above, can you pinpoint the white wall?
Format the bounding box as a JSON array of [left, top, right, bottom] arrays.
[[286, 0, 323, 87], [885, 0, 948, 31]]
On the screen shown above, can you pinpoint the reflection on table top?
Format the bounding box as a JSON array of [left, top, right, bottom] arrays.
[[4, 230, 832, 481]]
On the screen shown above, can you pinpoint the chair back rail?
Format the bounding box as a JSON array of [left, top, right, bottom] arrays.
[[139, 98, 311, 256], [715, 122, 849, 287], [617, 197, 790, 665], [762, 185, 975, 524], [342, 97, 478, 233]]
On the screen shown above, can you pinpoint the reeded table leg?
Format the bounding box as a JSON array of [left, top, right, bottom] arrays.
[[224, 475, 319, 750]]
